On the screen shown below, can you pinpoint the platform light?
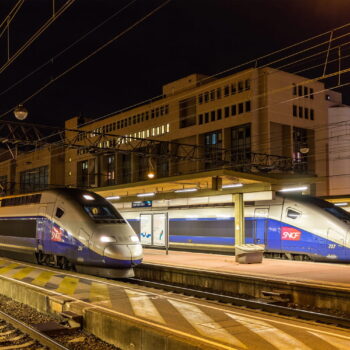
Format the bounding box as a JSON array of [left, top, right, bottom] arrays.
[[174, 188, 198, 193], [137, 192, 155, 198], [222, 183, 243, 189], [106, 196, 121, 201], [334, 202, 348, 207], [147, 171, 155, 179], [83, 194, 95, 200], [280, 186, 308, 193]]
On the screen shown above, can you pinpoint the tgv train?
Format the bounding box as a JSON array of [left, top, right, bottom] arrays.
[[122, 194, 350, 262], [0, 188, 142, 278]]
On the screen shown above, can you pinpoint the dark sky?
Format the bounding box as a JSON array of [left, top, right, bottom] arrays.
[[0, 0, 350, 126]]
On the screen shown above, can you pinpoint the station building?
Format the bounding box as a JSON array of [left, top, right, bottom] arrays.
[[64, 67, 341, 196]]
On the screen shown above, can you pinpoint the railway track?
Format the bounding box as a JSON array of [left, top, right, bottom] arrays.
[[128, 277, 350, 329], [0, 309, 70, 350]]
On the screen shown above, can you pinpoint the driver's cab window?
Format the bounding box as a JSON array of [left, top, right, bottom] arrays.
[[287, 208, 301, 219]]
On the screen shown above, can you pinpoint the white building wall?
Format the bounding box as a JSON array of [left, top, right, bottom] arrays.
[[328, 106, 350, 195]]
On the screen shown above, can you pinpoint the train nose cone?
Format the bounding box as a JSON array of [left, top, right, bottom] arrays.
[[104, 244, 143, 264]]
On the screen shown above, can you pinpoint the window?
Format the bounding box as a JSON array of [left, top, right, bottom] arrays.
[[199, 114, 203, 125], [298, 106, 303, 118], [217, 109, 222, 120], [293, 105, 297, 117], [211, 110, 216, 121], [20, 166, 49, 194], [210, 90, 215, 101], [310, 109, 314, 120], [231, 83, 237, 95], [165, 105, 169, 114], [310, 88, 314, 99], [205, 112, 209, 123], [84, 206, 121, 220], [224, 106, 230, 118], [179, 97, 197, 128], [231, 105, 237, 116], [245, 79, 250, 90], [245, 100, 251, 112], [204, 92, 209, 103], [204, 130, 222, 169], [55, 208, 64, 218], [305, 108, 309, 119], [231, 124, 251, 167], [298, 85, 303, 96], [238, 102, 244, 114], [292, 83, 297, 95], [216, 88, 221, 99], [151, 110, 155, 118], [304, 86, 308, 97], [198, 94, 203, 104], [224, 86, 229, 97], [238, 81, 243, 93], [287, 209, 301, 219]]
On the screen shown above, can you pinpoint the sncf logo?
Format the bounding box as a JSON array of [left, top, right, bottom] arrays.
[[281, 227, 301, 241], [51, 225, 63, 242]]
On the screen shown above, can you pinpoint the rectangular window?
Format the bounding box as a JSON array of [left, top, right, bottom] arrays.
[[199, 114, 203, 124], [179, 97, 197, 128], [133, 115, 136, 124], [298, 106, 303, 118], [224, 85, 229, 97], [238, 102, 244, 114], [217, 109, 222, 120], [310, 109, 314, 120], [292, 83, 297, 95], [310, 88, 314, 99], [293, 105, 297, 117], [128, 117, 132, 125], [165, 105, 169, 114], [298, 85, 303, 96], [231, 104, 237, 116], [238, 81, 244, 93], [245, 100, 251, 112], [145, 112, 149, 120], [160, 106, 164, 115], [204, 92, 209, 103], [205, 112, 209, 123], [245, 79, 250, 90], [210, 90, 215, 101], [231, 83, 237, 95], [304, 108, 309, 119], [304, 86, 308, 97], [224, 106, 230, 118], [198, 94, 203, 104], [117, 121, 120, 129], [155, 108, 159, 117], [211, 110, 216, 121], [151, 109, 155, 118], [216, 88, 221, 99]]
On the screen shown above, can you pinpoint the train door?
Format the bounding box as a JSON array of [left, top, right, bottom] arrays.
[[140, 213, 168, 247], [254, 208, 268, 245]]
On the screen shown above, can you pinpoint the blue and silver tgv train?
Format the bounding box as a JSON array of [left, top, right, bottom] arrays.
[[124, 194, 350, 262], [0, 188, 143, 277]]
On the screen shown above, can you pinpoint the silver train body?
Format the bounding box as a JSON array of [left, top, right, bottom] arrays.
[[120, 194, 350, 262], [0, 188, 143, 278]]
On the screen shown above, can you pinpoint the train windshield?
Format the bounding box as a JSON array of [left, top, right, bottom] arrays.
[[84, 206, 123, 220], [294, 195, 350, 223]]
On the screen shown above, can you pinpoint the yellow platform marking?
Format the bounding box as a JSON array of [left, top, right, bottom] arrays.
[[309, 331, 350, 350], [0, 340, 35, 349], [31, 271, 55, 287], [169, 299, 247, 349], [0, 263, 19, 275], [125, 290, 166, 324], [89, 282, 110, 303], [226, 313, 312, 350], [12, 267, 34, 280], [56, 276, 79, 295]]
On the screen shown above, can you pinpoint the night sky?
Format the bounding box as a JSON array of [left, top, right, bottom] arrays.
[[0, 0, 350, 127]]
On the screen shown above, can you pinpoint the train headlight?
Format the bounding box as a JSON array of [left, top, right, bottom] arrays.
[[100, 236, 116, 243], [130, 235, 140, 243]]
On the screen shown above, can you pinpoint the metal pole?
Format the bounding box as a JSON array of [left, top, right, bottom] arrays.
[[233, 193, 245, 247]]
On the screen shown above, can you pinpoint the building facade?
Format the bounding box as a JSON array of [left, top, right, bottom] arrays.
[[64, 67, 340, 196]]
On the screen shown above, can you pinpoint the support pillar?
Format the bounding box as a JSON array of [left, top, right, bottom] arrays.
[[233, 193, 244, 246]]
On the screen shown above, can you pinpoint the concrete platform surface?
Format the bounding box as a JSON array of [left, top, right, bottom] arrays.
[[0, 257, 350, 349], [143, 249, 350, 288]]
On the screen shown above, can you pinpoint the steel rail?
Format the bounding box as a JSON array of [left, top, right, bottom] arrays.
[[0, 309, 70, 350], [128, 278, 350, 329]]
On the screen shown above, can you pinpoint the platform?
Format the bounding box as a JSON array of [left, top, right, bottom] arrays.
[[0, 257, 350, 349], [142, 248, 350, 287]]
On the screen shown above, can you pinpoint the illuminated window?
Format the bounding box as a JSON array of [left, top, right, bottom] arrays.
[[166, 123, 170, 132]]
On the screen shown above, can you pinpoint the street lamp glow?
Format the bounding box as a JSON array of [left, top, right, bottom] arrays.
[[13, 104, 29, 120]]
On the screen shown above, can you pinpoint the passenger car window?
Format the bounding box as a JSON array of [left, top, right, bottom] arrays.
[[287, 208, 300, 219], [55, 208, 64, 218]]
